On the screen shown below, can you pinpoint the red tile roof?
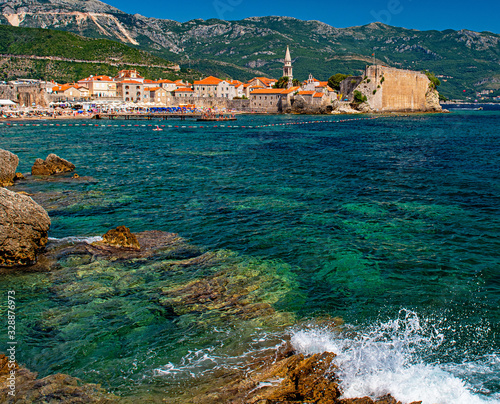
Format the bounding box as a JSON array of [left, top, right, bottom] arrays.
[[174, 87, 194, 92], [281, 86, 301, 94], [79, 75, 114, 82], [194, 76, 222, 85], [250, 88, 286, 94], [298, 91, 315, 95]]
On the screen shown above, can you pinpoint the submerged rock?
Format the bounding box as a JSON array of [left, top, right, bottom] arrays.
[[99, 225, 141, 250], [31, 153, 75, 176], [0, 354, 117, 403], [0, 188, 51, 267], [0, 149, 19, 187]]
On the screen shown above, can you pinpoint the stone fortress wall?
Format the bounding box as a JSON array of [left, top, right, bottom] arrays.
[[353, 65, 439, 112], [0, 83, 51, 107]]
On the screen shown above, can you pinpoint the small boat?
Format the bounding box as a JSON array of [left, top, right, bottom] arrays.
[[153, 125, 163, 131]]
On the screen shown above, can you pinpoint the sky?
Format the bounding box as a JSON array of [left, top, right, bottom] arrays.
[[103, 0, 500, 33]]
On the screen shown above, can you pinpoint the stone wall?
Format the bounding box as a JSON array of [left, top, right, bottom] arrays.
[[340, 76, 362, 101], [169, 97, 251, 111], [0, 84, 51, 107], [354, 65, 440, 112]]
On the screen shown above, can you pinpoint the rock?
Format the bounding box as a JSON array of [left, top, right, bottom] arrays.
[[262, 352, 341, 403], [0, 354, 117, 403], [0, 187, 51, 267], [0, 149, 19, 186], [356, 102, 375, 113], [31, 153, 75, 176], [191, 350, 341, 404], [13, 172, 25, 181], [100, 225, 141, 250], [425, 88, 442, 112]]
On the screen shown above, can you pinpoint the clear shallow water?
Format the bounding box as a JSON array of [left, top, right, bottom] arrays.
[[0, 111, 499, 403]]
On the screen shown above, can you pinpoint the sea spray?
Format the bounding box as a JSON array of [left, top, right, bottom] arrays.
[[48, 235, 103, 244], [290, 310, 499, 404]]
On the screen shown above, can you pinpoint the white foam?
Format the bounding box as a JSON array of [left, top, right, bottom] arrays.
[[290, 310, 500, 404], [48, 236, 103, 244]]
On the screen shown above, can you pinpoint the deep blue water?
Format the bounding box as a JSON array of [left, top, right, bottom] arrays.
[[0, 111, 499, 403]]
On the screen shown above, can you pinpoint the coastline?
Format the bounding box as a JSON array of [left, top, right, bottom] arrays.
[[1, 111, 499, 404]]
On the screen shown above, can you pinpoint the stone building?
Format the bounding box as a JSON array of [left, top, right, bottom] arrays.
[[147, 87, 169, 104], [249, 87, 300, 113], [115, 69, 145, 83], [174, 87, 196, 99], [193, 76, 222, 98], [116, 80, 144, 102], [77, 75, 117, 98]]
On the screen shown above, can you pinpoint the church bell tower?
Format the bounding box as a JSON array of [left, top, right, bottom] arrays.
[[283, 46, 293, 88]]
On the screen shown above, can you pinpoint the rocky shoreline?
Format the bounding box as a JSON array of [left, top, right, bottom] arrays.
[[0, 148, 424, 403]]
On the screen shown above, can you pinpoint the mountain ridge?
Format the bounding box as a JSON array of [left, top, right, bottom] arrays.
[[1, 0, 499, 98]]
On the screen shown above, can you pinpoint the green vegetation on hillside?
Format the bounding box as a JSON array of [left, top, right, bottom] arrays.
[[0, 25, 201, 82], [0, 57, 200, 83], [0, 25, 171, 65]]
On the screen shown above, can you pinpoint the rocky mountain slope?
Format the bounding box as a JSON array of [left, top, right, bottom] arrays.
[[1, 0, 499, 98]]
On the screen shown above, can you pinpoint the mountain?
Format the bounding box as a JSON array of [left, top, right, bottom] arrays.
[[0, 24, 200, 83], [1, 0, 499, 99]]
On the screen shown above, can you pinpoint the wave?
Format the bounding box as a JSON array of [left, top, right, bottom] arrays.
[[48, 235, 103, 244], [291, 309, 500, 404]]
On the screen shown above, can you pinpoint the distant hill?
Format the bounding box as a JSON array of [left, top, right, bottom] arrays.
[[0, 24, 200, 83], [1, 0, 499, 98]]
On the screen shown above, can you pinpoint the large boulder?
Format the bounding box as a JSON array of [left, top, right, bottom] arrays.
[[31, 153, 75, 176], [0, 188, 51, 267], [0, 149, 19, 187]]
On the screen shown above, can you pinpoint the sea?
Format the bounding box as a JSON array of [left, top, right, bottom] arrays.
[[0, 107, 499, 403]]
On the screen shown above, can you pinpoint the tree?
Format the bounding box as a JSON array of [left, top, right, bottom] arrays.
[[422, 70, 441, 89], [328, 73, 351, 91], [353, 90, 367, 104], [292, 78, 301, 86], [273, 76, 289, 88]]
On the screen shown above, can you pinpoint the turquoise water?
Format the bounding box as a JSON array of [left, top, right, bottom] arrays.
[[0, 111, 499, 403]]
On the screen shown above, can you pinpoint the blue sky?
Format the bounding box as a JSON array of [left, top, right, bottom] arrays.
[[104, 0, 500, 33]]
